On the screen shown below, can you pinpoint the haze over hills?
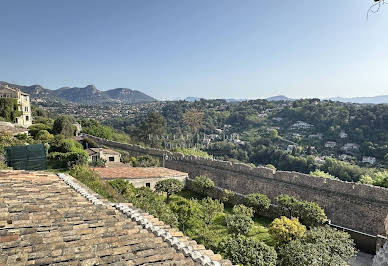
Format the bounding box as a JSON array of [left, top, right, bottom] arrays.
[[0, 81, 156, 104]]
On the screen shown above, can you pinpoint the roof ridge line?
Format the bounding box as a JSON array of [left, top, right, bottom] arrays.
[[57, 173, 233, 266]]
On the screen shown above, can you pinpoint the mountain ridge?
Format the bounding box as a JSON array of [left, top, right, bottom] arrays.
[[0, 81, 156, 104]]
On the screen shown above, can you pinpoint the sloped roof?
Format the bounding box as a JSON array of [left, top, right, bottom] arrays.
[[94, 167, 188, 179], [0, 170, 197, 265]]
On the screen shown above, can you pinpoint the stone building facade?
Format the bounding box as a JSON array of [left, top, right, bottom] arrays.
[[0, 85, 32, 127]]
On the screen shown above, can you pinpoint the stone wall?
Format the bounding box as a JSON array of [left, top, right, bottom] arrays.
[[84, 134, 388, 238]]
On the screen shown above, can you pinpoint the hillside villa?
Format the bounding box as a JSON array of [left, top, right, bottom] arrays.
[[0, 84, 32, 127]]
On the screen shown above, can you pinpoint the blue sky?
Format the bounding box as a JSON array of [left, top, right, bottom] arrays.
[[0, 0, 387, 100]]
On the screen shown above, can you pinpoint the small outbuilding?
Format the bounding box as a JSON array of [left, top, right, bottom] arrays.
[[86, 148, 121, 163], [93, 167, 188, 189]]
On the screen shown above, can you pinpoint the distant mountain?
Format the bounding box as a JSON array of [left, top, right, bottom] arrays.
[[328, 95, 388, 104], [266, 95, 293, 102], [105, 88, 156, 104], [0, 81, 156, 104]]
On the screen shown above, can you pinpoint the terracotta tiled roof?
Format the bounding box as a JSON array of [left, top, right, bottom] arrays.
[[94, 167, 189, 179], [0, 170, 198, 265]]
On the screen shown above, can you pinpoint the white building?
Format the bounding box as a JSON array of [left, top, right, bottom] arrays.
[[339, 130, 348, 139], [86, 148, 121, 163], [342, 143, 360, 152], [290, 121, 313, 130], [0, 85, 32, 127], [325, 141, 337, 148], [362, 156, 376, 165]]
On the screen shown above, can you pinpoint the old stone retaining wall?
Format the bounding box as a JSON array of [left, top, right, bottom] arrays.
[[84, 134, 388, 240]]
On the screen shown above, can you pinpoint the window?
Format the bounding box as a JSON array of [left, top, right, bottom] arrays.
[[109, 156, 114, 162], [24, 106, 28, 112], [146, 183, 151, 188], [92, 155, 98, 162], [25, 116, 29, 121]]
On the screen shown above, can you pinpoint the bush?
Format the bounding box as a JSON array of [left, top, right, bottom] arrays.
[[193, 175, 214, 195], [269, 216, 306, 244], [48, 150, 88, 168], [310, 169, 336, 179], [52, 116, 76, 137], [35, 130, 54, 143], [226, 205, 255, 236], [69, 165, 124, 202], [221, 189, 235, 204], [131, 155, 160, 167], [196, 197, 224, 225], [232, 204, 254, 218], [277, 226, 357, 266], [276, 194, 327, 227], [89, 158, 106, 167], [245, 193, 271, 213], [170, 198, 198, 232], [154, 179, 184, 202], [28, 123, 52, 137], [218, 235, 277, 266]]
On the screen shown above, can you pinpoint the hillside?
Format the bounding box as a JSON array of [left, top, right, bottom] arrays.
[[0, 81, 156, 104], [329, 95, 388, 104]]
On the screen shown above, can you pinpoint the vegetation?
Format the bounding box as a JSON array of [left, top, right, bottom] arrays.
[[309, 169, 336, 179], [52, 116, 76, 137], [131, 155, 160, 167], [173, 147, 212, 158], [193, 175, 215, 195], [218, 235, 277, 266], [69, 165, 124, 202], [276, 195, 327, 227], [269, 216, 306, 244], [0, 98, 22, 122], [245, 193, 271, 213], [359, 171, 388, 188], [277, 226, 357, 266], [154, 178, 184, 202]]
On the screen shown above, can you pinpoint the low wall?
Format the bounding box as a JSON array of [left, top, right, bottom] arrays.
[[84, 134, 388, 251]]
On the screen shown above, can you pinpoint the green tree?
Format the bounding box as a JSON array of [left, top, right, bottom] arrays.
[[154, 179, 184, 203], [52, 116, 76, 137], [245, 193, 271, 213], [226, 205, 254, 235], [310, 169, 336, 179], [218, 235, 277, 266], [277, 226, 357, 266], [170, 198, 197, 233], [35, 130, 54, 143], [196, 197, 224, 225], [232, 204, 254, 218], [137, 112, 167, 147], [269, 216, 306, 244], [193, 175, 214, 196]]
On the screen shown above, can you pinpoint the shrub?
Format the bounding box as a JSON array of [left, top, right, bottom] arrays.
[[269, 216, 306, 244], [276, 194, 327, 227], [218, 235, 277, 266], [131, 155, 160, 167], [232, 204, 254, 218], [35, 130, 54, 143], [48, 150, 88, 168], [196, 197, 224, 225], [221, 189, 235, 204], [170, 198, 198, 233], [69, 165, 123, 202], [310, 169, 336, 179], [89, 158, 106, 167], [277, 226, 357, 266], [52, 116, 76, 137], [245, 193, 271, 213], [226, 215, 254, 236], [193, 175, 214, 196], [28, 123, 52, 137], [154, 179, 184, 202]]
